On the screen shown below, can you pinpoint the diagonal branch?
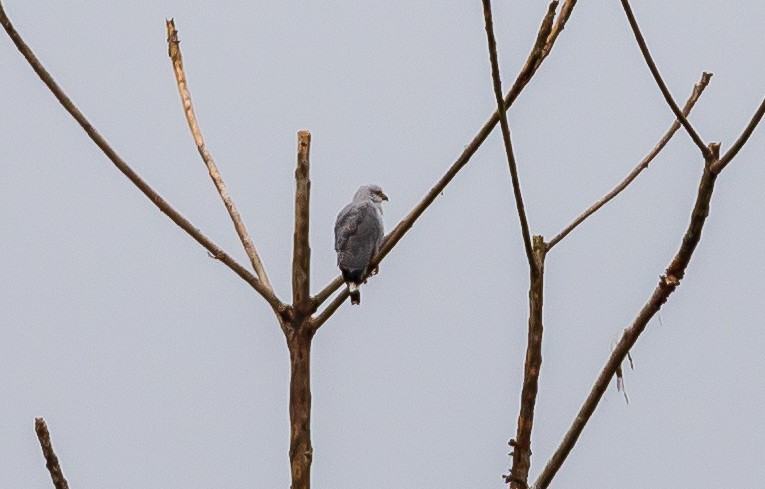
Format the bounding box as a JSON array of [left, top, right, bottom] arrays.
[[312, 275, 344, 310], [620, 0, 712, 160], [292, 131, 312, 312], [509, 0, 567, 99], [481, 0, 535, 268], [35, 417, 70, 489], [533, 143, 723, 489], [309, 287, 347, 331], [310, 0, 571, 311], [547, 72, 713, 250], [543, 0, 576, 57], [166, 19, 273, 290], [711, 95, 765, 173], [0, 4, 286, 315]]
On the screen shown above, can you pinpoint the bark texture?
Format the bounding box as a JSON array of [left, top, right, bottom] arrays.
[[288, 327, 314, 489]]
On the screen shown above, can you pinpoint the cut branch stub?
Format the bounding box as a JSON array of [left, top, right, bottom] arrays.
[[292, 131, 312, 314], [35, 417, 70, 489]]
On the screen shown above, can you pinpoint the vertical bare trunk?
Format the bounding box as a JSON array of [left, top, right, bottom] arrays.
[[288, 326, 313, 489], [292, 131, 312, 310], [510, 236, 546, 489]]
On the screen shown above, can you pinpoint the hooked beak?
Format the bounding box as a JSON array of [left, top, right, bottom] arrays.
[[381, 192, 389, 201]]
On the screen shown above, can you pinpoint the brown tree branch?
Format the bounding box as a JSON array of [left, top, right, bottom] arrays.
[[310, 0, 572, 311], [288, 327, 314, 489], [481, 0, 535, 269], [0, 5, 287, 315], [35, 417, 70, 489], [510, 0, 565, 99], [292, 131, 312, 313], [507, 237, 547, 489], [166, 19, 273, 290], [542, 0, 576, 57], [547, 72, 713, 250], [309, 287, 347, 331], [620, 0, 712, 160], [711, 96, 765, 173], [312, 275, 344, 310], [533, 144, 722, 489]]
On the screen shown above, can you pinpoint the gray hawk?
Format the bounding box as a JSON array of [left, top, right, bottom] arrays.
[[334, 185, 388, 305]]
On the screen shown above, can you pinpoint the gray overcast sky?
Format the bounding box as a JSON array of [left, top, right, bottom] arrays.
[[2, 1, 764, 488]]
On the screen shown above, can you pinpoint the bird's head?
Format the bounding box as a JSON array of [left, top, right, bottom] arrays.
[[355, 184, 389, 204]]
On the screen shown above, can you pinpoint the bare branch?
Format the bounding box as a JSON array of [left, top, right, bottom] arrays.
[[166, 19, 273, 290], [508, 237, 547, 489], [547, 72, 713, 250], [311, 0, 574, 310], [287, 328, 314, 489], [0, 5, 286, 315], [506, 1, 560, 108], [711, 95, 765, 173], [292, 131, 312, 311], [310, 288, 348, 331], [620, 0, 712, 159], [534, 145, 721, 489], [542, 0, 576, 57], [35, 418, 70, 489], [312, 276, 344, 309], [481, 0, 535, 269]]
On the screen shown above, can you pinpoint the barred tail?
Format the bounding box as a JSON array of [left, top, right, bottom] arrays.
[[348, 282, 361, 305]]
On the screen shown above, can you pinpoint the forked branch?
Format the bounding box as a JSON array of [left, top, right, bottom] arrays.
[[166, 19, 273, 290], [0, 5, 286, 315], [620, 0, 712, 160], [547, 72, 713, 250], [533, 156, 717, 487], [711, 95, 765, 173], [35, 418, 70, 489], [533, 129, 765, 487]]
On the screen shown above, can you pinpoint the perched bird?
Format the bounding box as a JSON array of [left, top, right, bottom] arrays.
[[334, 185, 388, 305]]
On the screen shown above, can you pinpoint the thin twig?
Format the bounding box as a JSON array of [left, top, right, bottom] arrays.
[[0, 5, 287, 315], [292, 131, 312, 313], [310, 0, 570, 312], [533, 144, 723, 489], [547, 72, 713, 250], [620, 0, 712, 160], [711, 95, 765, 173], [166, 19, 273, 290], [481, 0, 535, 268], [35, 418, 70, 489]]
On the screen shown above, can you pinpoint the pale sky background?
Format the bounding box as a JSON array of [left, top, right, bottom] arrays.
[[2, 1, 764, 488]]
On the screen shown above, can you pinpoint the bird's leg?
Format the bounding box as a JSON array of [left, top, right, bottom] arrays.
[[363, 265, 379, 283]]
